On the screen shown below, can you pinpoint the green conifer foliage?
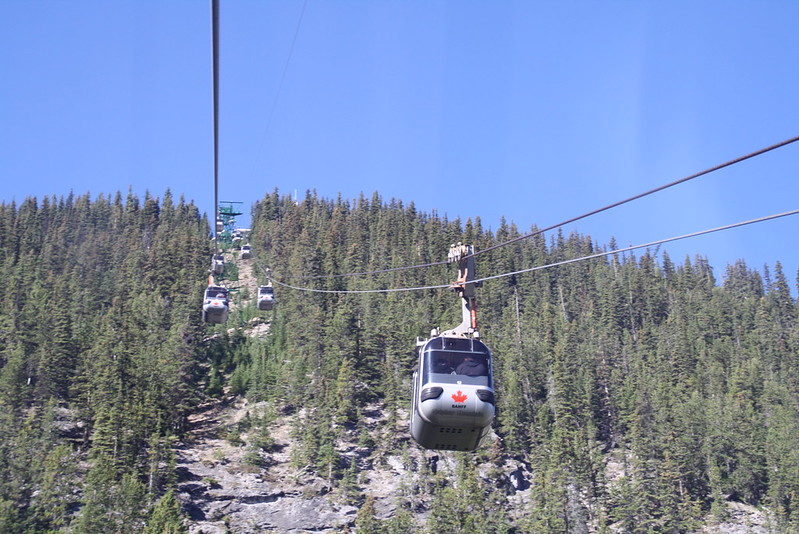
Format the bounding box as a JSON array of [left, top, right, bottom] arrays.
[[0, 191, 209, 529], [143, 489, 188, 534], [1, 189, 798, 531], [354, 494, 380, 533]]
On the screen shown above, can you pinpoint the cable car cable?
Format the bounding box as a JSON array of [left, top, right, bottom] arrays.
[[263, 0, 308, 142], [202, 0, 231, 325], [282, 134, 799, 281], [474, 208, 799, 285], [266, 208, 799, 294], [212, 0, 220, 256], [475, 134, 799, 258]]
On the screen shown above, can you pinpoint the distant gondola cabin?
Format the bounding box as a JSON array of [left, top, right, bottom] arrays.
[[202, 285, 229, 324], [211, 254, 224, 275], [257, 285, 275, 311]]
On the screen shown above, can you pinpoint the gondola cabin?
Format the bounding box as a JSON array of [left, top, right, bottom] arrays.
[[240, 244, 252, 260], [257, 285, 275, 311], [211, 254, 225, 275], [202, 285, 229, 324], [410, 335, 495, 451]]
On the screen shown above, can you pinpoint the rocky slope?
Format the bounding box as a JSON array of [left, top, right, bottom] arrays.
[[174, 397, 361, 533], [173, 395, 774, 534]]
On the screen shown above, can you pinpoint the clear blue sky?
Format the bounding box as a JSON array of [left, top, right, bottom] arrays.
[[2, 1, 798, 292]]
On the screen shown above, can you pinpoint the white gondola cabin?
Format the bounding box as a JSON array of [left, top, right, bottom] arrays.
[[202, 285, 229, 324], [211, 254, 225, 275], [410, 243, 495, 451], [257, 285, 275, 311], [410, 335, 495, 451]]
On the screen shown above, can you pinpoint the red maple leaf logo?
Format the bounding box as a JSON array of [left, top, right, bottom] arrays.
[[451, 390, 467, 403]]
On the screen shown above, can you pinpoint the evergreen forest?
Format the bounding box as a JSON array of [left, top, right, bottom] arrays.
[[1, 189, 798, 533]]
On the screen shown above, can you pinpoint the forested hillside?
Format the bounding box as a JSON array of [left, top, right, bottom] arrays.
[[0, 191, 210, 532], [1, 189, 798, 533]]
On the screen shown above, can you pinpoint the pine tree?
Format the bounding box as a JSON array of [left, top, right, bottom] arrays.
[[335, 356, 358, 426], [354, 494, 380, 534], [29, 443, 79, 531], [74, 457, 117, 534], [143, 489, 187, 534]]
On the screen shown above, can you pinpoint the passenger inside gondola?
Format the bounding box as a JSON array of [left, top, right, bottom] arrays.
[[456, 355, 487, 376], [424, 350, 490, 386], [434, 358, 454, 374]]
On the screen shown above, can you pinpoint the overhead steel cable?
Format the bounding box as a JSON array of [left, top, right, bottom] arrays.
[[282, 134, 799, 280], [282, 258, 447, 280], [267, 209, 799, 294], [250, 0, 309, 184], [212, 0, 220, 256], [263, 0, 308, 140], [474, 209, 799, 285], [475, 134, 799, 258]]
